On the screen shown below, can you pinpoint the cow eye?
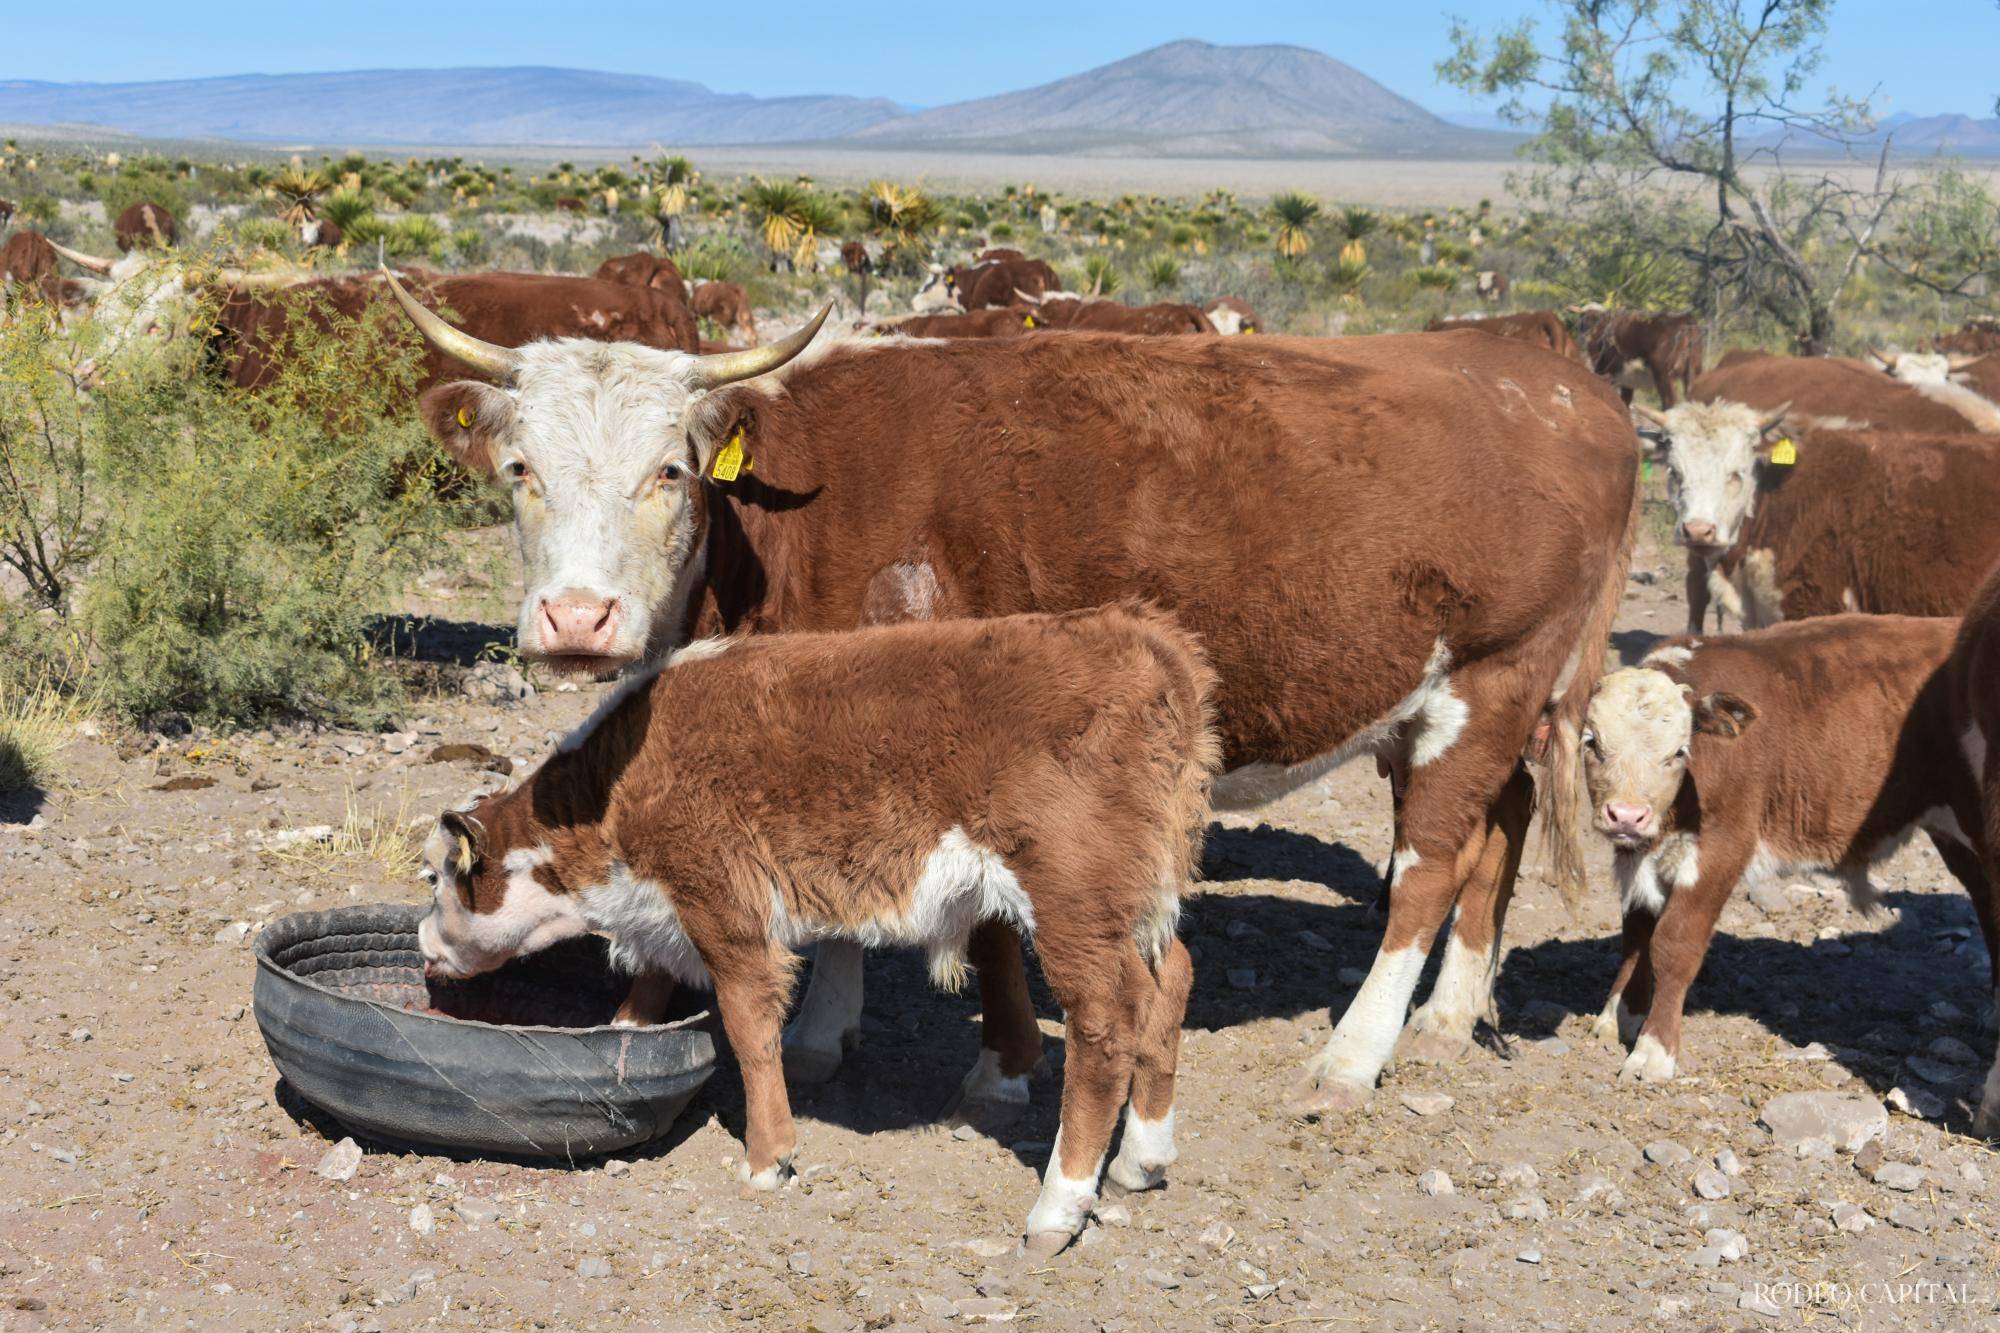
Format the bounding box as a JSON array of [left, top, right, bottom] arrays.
[[1672, 745, 1690, 763], [1582, 731, 1601, 758], [502, 459, 530, 483], [421, 867, 439, 886], [659, 461, 687, 485]]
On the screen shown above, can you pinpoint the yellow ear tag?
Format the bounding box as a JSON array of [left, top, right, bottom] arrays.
[[1769, 437, 1797, 466], [710, 428, 752, 482], [1023, 314, 1036, 328], [456, 405, 476, 430]]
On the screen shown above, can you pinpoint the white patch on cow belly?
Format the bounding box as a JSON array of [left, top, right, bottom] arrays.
[[1920, 805, 1975, 852], [775, 828, 1033, 991], [1212, 639, 1461, 808], [872, 560, 941, 622], [1643, 643, 1697, 668], [583, 863, 712, 988]]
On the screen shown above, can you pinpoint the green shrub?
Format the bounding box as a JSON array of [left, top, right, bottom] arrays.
[[0, 305, 95, 614], [231, 217, 298, 254], [1412, 265, 1460, 291], [101, 168, 186, 229], [1143, 255, 1182, 290], [1326, 256, 1369, 290], [80, 298, 455, 725], [1082, 253, 1123, 296], [320, 189, 374, 229]]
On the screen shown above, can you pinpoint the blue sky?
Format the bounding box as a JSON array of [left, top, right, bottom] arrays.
[[7, 1, 1994, 119]]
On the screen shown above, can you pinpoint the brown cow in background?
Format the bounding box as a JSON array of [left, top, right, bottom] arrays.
[[1573, 306, 1704, 406], [1425, 311, 1585, 365], [881, 307, 1036, 338], [1204, 296, 1262, 335], [690, 279, 759, 345], [1026, 297, 1215, 334], [1933, 318, 2000, 357], [113, 201, 177, 252], [0, 199, 15, 230], [953, 256, 1061, 310]]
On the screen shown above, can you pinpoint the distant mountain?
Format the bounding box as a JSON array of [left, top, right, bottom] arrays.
[[1754, 111, 2000, 159], [0, 68, 902, 146], [846, 41, 1521, 157]]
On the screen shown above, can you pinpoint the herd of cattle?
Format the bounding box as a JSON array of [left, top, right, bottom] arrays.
[[7, 201, 2000, 1247]]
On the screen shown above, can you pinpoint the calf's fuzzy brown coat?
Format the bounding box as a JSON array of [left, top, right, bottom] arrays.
[[417, 606, 1219, 1249]]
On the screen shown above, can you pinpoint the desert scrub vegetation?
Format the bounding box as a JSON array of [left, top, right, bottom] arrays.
[[0, 283, 469, 733]]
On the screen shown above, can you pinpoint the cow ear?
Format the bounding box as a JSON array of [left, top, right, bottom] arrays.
[[1692, 692, 1758, 739], [419, 382, 513, 477], [438, 810, 483, 879], [1755, 401, 1793, 437]]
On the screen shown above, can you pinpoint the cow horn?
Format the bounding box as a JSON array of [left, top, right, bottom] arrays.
[[1630, 403, 1670, 429], [687, 302, 829, 390], [1012, 287, 1045, 306], [1758, 401, 1793, 432], [379, 264, 522, 383], [1947, 352, 1982, 372], [1868, 347, 1897, 369], [207, 267, 312, 291], [47, 239, 114, 275]]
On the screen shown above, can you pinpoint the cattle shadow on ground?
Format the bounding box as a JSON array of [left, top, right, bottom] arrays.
[[1497, 888, 1996, 1135], [364, 614, 516, 666], [0, 783, 48, 827]]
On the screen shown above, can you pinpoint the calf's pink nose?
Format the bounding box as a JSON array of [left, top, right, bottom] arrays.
[[1682, 519, 1717, 546], [1604, 802, 1653, 833], [539, 594, 621, 654]]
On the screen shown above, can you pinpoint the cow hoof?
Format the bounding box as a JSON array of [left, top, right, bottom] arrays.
[[1283, 1070, 1373, 1120], [1617, 1035, 1676, 1083], [1104, 1157, 1167, 1196], [1397, 1028, 1475, 1066], [1023, 1229, 1075, 1258], [780, 1028, 859, 1086], [941, 1050, 1036, 1130], [735, 1155, 795, 1192], [1587, 1011, 1622, 1045]]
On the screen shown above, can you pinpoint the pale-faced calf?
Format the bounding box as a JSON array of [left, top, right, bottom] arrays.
[[1580, 617, 1999, 1133], [417, 606, 1219, 1251]]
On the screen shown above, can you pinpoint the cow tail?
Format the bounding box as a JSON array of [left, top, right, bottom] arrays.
[[1541, 463, 1641, 915]]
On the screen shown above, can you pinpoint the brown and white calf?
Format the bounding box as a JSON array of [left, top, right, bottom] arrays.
[[417, 607, 1219, 1250], [1579, 618, 2000, 1134]]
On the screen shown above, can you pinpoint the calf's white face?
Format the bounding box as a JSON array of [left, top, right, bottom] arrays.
[[1582, 666, 1756, 849], [1636, 400, 1791, 554], [416, 814, 586, 980]]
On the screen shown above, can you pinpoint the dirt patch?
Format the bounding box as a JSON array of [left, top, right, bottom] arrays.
[[1, 521, 1995, 1327]]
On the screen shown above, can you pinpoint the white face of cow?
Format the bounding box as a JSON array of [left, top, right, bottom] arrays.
[[1583, 666, 1757, 849], [1884, 351, 1954, 385], [424, 340, 715, 674], [1638, 400, 1791, 554], [415, 815, 586, 981], [1206, 304, 1246, 336], [910, 265, 957, 313]]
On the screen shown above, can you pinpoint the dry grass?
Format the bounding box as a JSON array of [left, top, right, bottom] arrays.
[[264, 783, 423, 880], [0, 673, 94, 795]]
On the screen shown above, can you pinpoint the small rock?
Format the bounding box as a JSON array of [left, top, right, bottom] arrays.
[[425, 742, 513, 775], [1713, 1148, 1742, 1178], [1537, 1037, 1571, 1057], [152, 774, 217, 793], [1644, 1140, 1692, 1166], [1739, 1290, 1783, 1318], [1959, 1162, 1984, 1186], [1906, 1056, 1963, 1086], [575, 1256, 612, 1279], [1399, 1091, 1455, 1117], [1887, 1202, 1931, 1232], [1297, 930, 1333, 952], [1337, 967, 1367, 987], [1575, 1175, 1623, 1208], [1853, 1139, 1884, 1174], [408, 1204, 435, 1237], [463, 661, 535, 704], [602, 1158, 631, 1177], [1517, 1248, 1541, 1264], [68, 1027, 92, 1043], [956, 1297, 1018, 1323], [1928, 1035, 1978, 1065], [960, 1237, 1016, 1259], [315, 1137, 361, 1182], [1196, 1221, 1235, 1253], [1887, 1085, 1945, 1120], [1657, 1297, 1694, 1316], [1776, 1041, 1830, 1062], [1930, 999, 1964, 1022], [1498, 1162, 1540, 1190], [1506, 1193, 1550, 1222], [1692, 1168, 1731, 1200], [1688, 1247, 1723, 1269], [1831, 1202, 1874, 1233], [1746, 881, 1791, 915], [212, 921, 252, 945], [1704, 1228, 1748, 1261], [1417, 1169, 1454, 1197], [1872, 1161, 1924, 1192], [1759, 1091, 1887, 1154], [1093, 1202, 1131, 1227], [787, 1251, 813, 1277], [1141, 1269, 1180, 1291], [1226, 967, 1257, 990], [454, 1198, 502, 1225]]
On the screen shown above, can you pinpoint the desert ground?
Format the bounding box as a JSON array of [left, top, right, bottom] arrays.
[[3, 512, 1998, 1331]]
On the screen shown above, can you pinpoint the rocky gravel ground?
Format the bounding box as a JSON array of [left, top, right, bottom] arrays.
[[3, 532, 1998, 1330]]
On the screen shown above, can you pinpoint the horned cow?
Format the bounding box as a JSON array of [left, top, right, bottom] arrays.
[[388, 271, 1642, 1124], [113, 201, 177, 252], [1580, 619, 1997, 1134], [417, 606, 1217, 1252], [1425, 311, 1586, 365]]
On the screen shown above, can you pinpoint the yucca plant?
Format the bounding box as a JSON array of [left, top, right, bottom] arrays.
[[319, 190, 372, 230], [1327, 254, 1369, 290], [746, 177, 808, 269], [1412, 265, 1460, 291], [1143, 255, 1181, 291], [271, 166, 329, 227], [789, 193, 841, 270], [1083, 253, 1123, 297], [861, 180, 939, 274], [1267, 192, 1320, 260], [1339, 207, 1379, 243]]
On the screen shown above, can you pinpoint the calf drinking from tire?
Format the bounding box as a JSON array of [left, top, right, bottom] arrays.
[[416, 606, 1219, 1252]]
